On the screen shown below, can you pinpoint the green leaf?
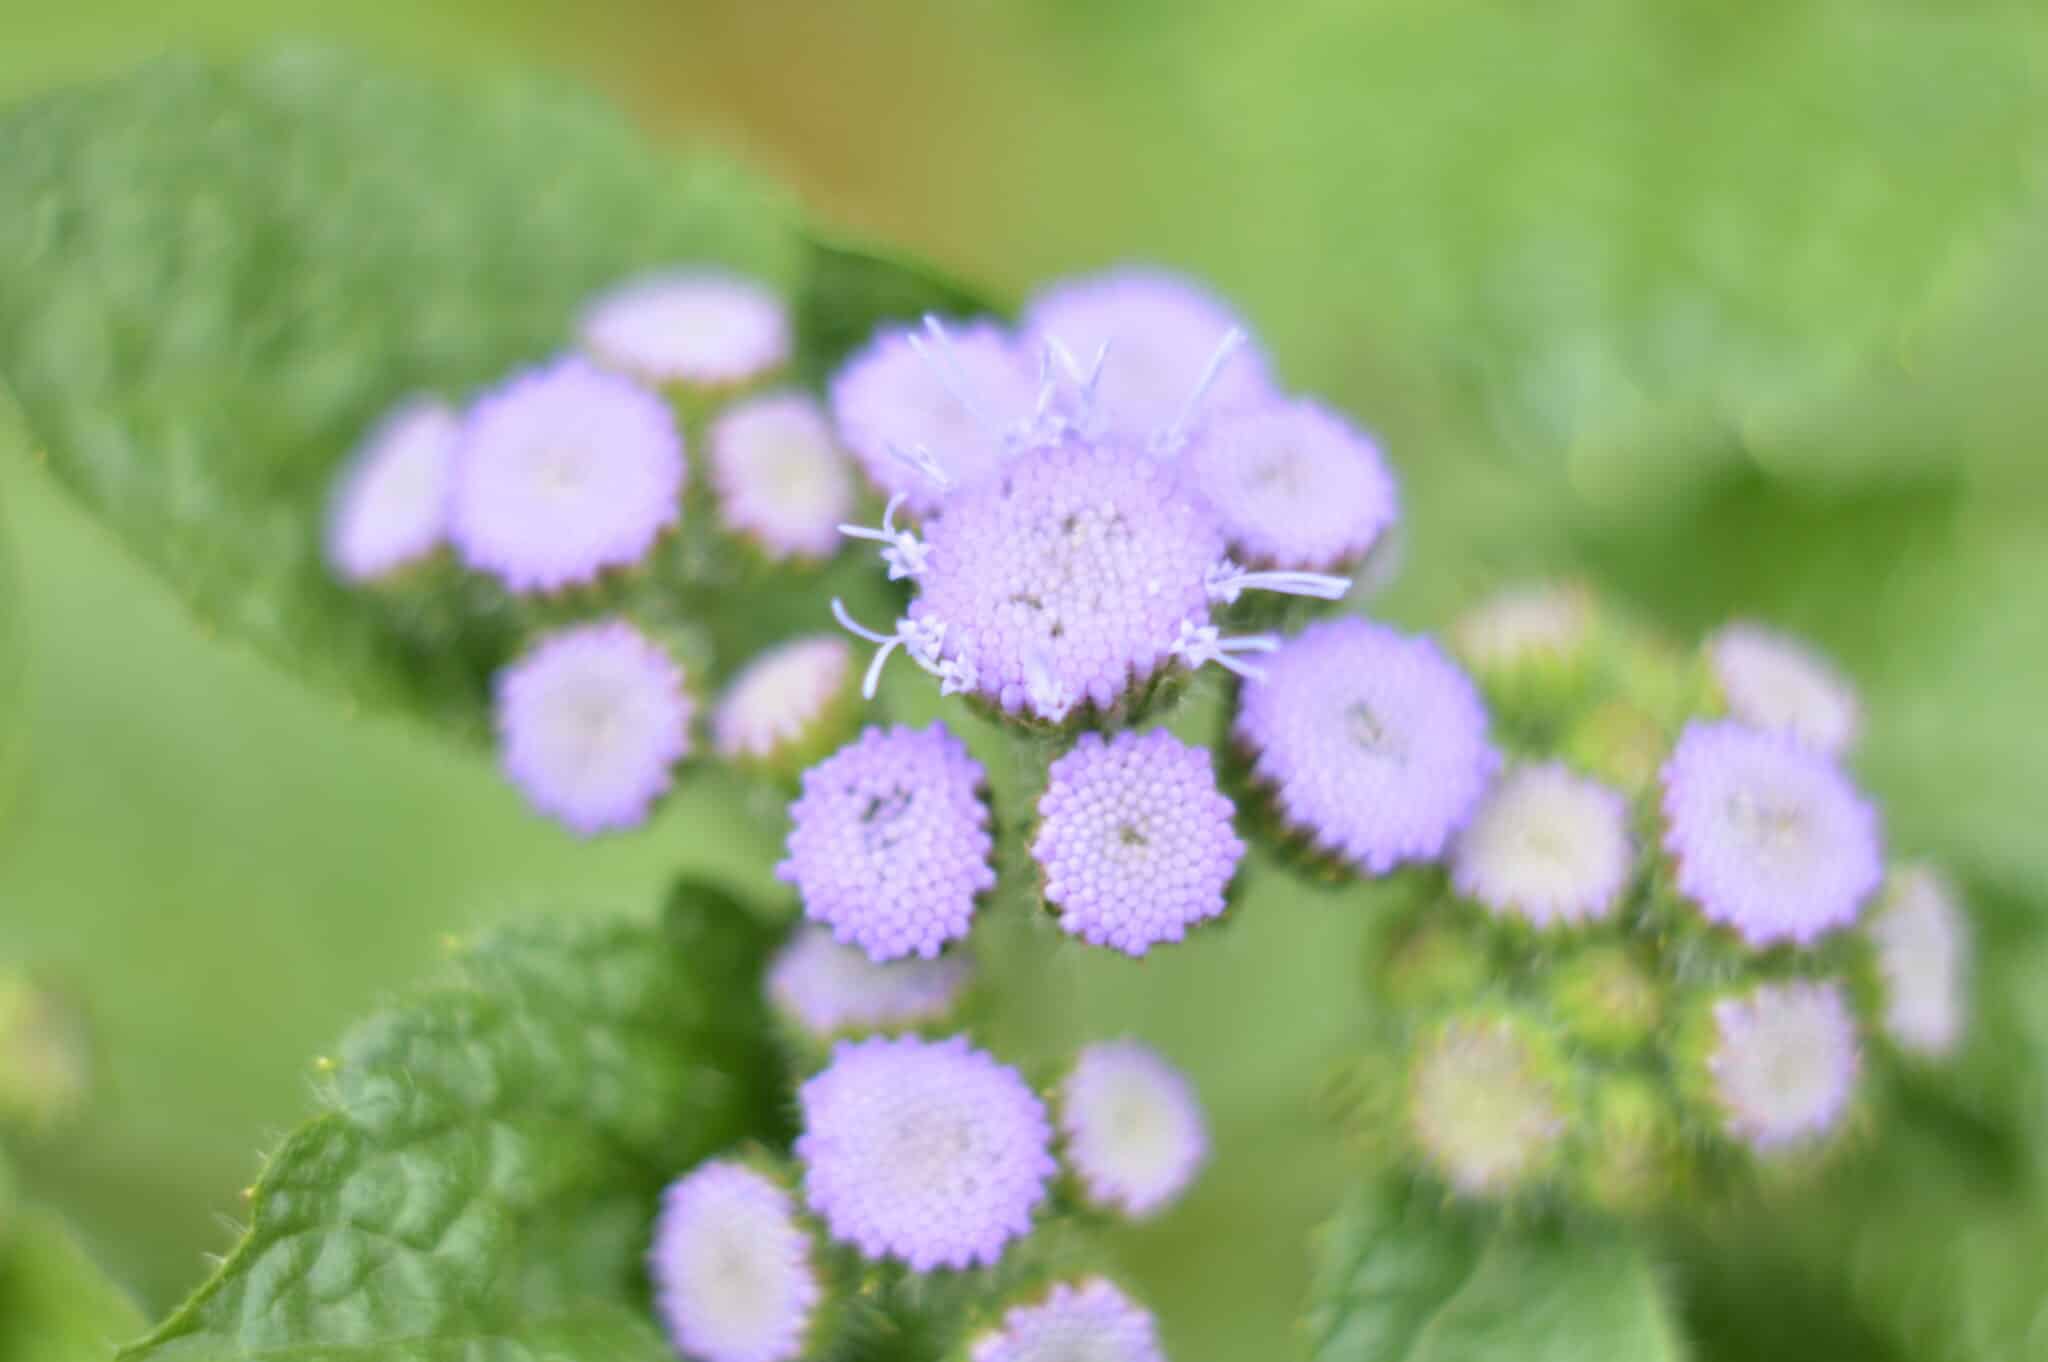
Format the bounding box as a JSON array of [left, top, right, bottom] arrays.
[[121, 880, 783, 1362], [0, 1206, 147, 1362], [792, 231, 1011, 385]]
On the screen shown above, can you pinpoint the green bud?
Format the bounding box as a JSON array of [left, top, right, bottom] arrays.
[[1374, 910, 1494, 1015], [1451, 581, 1600, 750], [0, 973, 92, 1134], [1574, 1075, 1688, 1216], [1549, 945, 1664, 1056], [1404, 1008, 1572, 1199]]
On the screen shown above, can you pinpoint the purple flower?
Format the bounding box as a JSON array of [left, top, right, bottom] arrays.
[[1181, 398, 1398, 573], [494, 619, 692, 835], [1706, 979, 1861, 1153], [326, 398, 458, 582], [650, 1160, 821, 1362], [1660, 721, 1882, 948], [777, 724, 995, 962], [708, 392, 856, 561], [1868, 864, 1970, 1057], [1235, 617, 1498, 874], [766, 925, 973, 1038], [713, 635, 853, 767], [1451, 763, 1633, 928], [1408, 1015, 1566, 1196], [969, 1278, 1165, 1362], [1058, 1041, 1209, 1218], [580, 270, 790, 387], [1708, 621, 1861, 756], [448, 357, 683, 593], [1033, 730, 1243, 955], [796, 1034, 1055, 1271]]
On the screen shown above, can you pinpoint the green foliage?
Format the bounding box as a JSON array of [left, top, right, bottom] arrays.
[[120, 881, 783, 1362], [0, 1206, 147, 1362]]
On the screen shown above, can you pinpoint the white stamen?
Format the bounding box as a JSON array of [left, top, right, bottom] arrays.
[[1159, 326, 1245, 452], [1024, 648, 1075, 722], [836, 492, 931, 580], [937, 652, 979, 698], [1170, 620, 1280, 681], [887, 439, 955, 490], [908, 315, 1003, 442], [830, 598, 945, 698], [1205, 559, 1353, 605]]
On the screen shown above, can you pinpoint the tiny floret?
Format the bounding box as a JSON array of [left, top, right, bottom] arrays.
[[1707, 979, 1861, 1153], [1408, 1015, 1566, 1196], [1451, 763, 1633, 927], [1868, 864, 1970, 1057], [1058, 1040, 1209, 1217], [713, 636, 854, 766], [969, 1278, 1165, 1362], [1033, 730, 1243, 955], [580, 270, 790, 387], [1708, 621, 1861, 756], [1183, 398, 1398, 572], [326, 398, 458, 582], [650, 1160, 821, 1362], [1660, 721, 1882, 948], [766, 926, 972, 1038], [708, 393, 856, 560], [796, 1035, 1055, 1270], [448, 357, 683, 592], [494, 619, 692, 835], [777, 724, 995, 962]]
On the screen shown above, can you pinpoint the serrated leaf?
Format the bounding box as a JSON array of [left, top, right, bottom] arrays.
[[0, 1206, 147, 1362], [121, 880, 783, 1362]]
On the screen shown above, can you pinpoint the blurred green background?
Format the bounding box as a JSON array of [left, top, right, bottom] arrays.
[[1, 3, 2045, 1360]]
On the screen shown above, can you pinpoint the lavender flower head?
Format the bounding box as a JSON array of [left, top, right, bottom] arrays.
[[580, 270, 790, 387], [1236, 617, 1498, 874], [766, 925, 972, 1038], [1182, 398, 1398, 572], [713, 635, 853, 766], [969, 1278, 1165, 1362], [1706, 979, 1861, 1153], [1708, 621, 1862, 756], [1868, 864, 1970, 1057], [326, 398, 458, 582], [448, 357, 683, 593], [708, 393, 856, 561], [1408, 1015, 1566, 1195], [1660, 721, 1882, 948], [494, 619, 692, 835], [796, 1034, 1055, 1270], [1451, 763, 1633, 928], [777, 724, 995, 962], [1058, 1040, 1209, 1218], [650, 1160, 821, 1362], [1033, 730, 1243, 955]]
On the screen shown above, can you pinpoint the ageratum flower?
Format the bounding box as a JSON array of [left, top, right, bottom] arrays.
[[493, 619, 692, 836], [650, 1160, 822, 1362], [1451, 763, 1633, 928], [708, 393, 856, 561], [448, 357, 683, 593], [1708, 621, 1862, 756], [796, 1035, 1055, 1270], [969, 1278, 1165, 1362], [777, 724, 995, 962], [1181, 397, 1398, 573], [766, 925, 972, 1039], [1451, 581, 1596, 674], [1058, 1040, 1209, 1218], [1236, 617, 1497, 874], [1706, 979, 1861, 1153], [1868, 864, 1970, 1057], [1407, 1014, 1567, 1196], [1660, 721, 1882, 948], [580, 270, 790, 388], [326, 398, 458, 582], [713, 636, 854, 768], [1033, 730, 1243, 955]]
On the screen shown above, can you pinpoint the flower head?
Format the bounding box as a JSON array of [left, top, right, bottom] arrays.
[[796, 1035, 1055, 1270], [766, 926, 972, 1038], [448, 357, 683, 592], [1660, 721, 1882, 948], [1868, 864, 1970, 1057], [1182, 398, 1397, 572], [1408, 1014, 1567, 1196], [1706, 979, 1861, 1153], [326, 398, 458, 582], [714, 636, 854, 767], [1236, 617, 1498, 874], [1451, 763, 1633, 927], [777, 724, 995, 962], [1033, 730, 1243, 955], [650, 1161, 821, 1362], [580, 270, 789, 387], [494, 620, 692, 835], [1708, 621, 1861, 756], [969, 1278, 1165, 1362], [1451, 582, 1596, 674], [1058, 1041, 1209, 1218], [708, 393, 856, 560]]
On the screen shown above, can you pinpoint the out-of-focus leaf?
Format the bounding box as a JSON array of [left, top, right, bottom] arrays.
[[0, 1206, 146, 1362], [793, 231, 1011, 384]]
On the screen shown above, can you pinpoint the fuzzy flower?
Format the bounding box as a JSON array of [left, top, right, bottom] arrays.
[[650, 1160, 821, 1362], [1706, 979, 1861, 1153], [1236, 617, 1498, 874], [766, 925, 973, 1038], [1032, 730, 1243, 955], [1868, 864, 1970, 1057], [828, 319, 1041, 515], [1408, 1015, 1566, 1196], [1058, 1041, 1209, 1218], [580, 270, 790, 387], [970, 1278, 1165, 1362], [1660, 721, 1882, 948], [326, 398, 458, 582], [1451, 763, 1633, 927], [1181, 398, 1397, 572], [777, 724, 995, 962], [494, 620, 692, 835], [1023, 268, 1272, 441], [708, 393, 856, 560], [448, 357, 683, 593], [1451, 582, 1595, 673], [713, 636, 854, 767], [796, 1035, 1055, 1270], [1708, 621, 1862, 756]]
